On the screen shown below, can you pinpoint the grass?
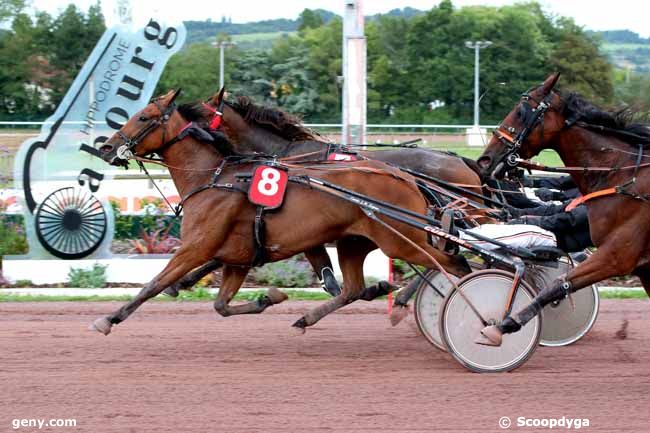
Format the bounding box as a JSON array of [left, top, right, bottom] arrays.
[[0, 288, 333, 302], [599, 289, 648, 299], [231, 31, 295, 43]]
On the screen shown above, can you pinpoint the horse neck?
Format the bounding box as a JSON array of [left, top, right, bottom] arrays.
[[222, 104, 290, 155], [160, 134, 221, 198], [553, 127, 637, 192]]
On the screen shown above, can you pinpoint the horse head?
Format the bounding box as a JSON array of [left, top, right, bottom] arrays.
[[100, 89, 183, 166], [477, 72, 565, 178]]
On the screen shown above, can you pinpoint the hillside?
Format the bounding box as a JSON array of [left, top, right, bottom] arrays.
[[591, 30, 650, 72]]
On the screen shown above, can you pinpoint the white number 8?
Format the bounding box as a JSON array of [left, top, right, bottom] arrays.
[[257, 167, 281, 196]]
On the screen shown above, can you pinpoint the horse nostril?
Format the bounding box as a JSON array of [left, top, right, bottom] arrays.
[[477, 156, 492, 169], [100, 144, 114, 154]]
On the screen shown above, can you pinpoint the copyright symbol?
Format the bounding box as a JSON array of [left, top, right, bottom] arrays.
[[499, 416, 511, 429]]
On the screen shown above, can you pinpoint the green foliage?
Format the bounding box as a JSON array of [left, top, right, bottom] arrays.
[[0, 0, 25, 23], [0, 4, 105, 120], [110, 199, 181, 240], [67, 263, 107, 288], [298, 9, 324, 32], [0, 214, 28, 257], [252, 257, 315, 288]]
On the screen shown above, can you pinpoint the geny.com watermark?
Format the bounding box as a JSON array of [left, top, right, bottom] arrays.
[[499, 416, 590, 429], [11, 418, 77, 430]]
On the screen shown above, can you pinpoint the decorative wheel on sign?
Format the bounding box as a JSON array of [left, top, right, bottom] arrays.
[[34, 187, 107, 259]]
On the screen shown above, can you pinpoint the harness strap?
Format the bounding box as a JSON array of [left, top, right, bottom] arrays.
[[565, 187, 617, 211], [252, 206, 267, 267]]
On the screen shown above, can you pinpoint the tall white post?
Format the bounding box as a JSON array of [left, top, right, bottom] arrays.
[[342, 0, 366, 146], [464, 40, 491, 146]]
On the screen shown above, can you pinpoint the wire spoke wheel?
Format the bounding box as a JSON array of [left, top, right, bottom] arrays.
[[35, 187, 107, 259]]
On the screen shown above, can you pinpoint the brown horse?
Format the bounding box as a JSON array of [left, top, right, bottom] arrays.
[[92, 90, 470, 335], [164, 90, 485, 310], [476, 72, 650, 346]]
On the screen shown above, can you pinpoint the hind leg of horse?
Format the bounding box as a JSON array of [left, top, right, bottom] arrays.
[[292, 237, 377, 333], [162, 258, 222, 297], [304, 245, 341, 297], [213, 265, 288, 317], [481, 243, 639, 346], [90, 246, 213, 335], [633, 268, 650, 298]]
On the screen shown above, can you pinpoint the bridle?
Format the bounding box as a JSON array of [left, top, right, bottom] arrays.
[[114, 98, 178, 162], [491, 89, 555, 174]]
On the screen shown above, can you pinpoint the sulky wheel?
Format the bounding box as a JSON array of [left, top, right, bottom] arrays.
[[35, 187, 107, 259], [413, 270, 457, 351], [439, 270, 542, 373], [537, 254, 599, 347]]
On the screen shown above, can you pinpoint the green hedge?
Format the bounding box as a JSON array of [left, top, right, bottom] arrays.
[[1, 213, 180, 242]]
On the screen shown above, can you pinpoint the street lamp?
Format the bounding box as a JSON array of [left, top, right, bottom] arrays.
[[212, 40, 236, 89], [465, 40, 492, 126], [464, 40, 492, 146]]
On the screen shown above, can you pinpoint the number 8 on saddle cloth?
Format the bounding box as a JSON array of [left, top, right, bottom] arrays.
[[247, 163, 290, 267], [248, 164, 289, 209]]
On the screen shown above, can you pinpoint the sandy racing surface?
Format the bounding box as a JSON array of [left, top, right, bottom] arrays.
[[1, 299, 649, 432]]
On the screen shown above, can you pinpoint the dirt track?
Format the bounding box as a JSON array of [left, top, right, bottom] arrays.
[[1, 299, 649, 432]]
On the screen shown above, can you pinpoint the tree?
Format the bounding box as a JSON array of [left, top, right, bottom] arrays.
[[298, 9, 324, 32], [0, 0, 25, 24]]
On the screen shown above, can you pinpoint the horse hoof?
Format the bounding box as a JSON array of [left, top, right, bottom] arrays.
[[267, 287, 289, 304], [291, 317, 307, 335], [162, 286, 179, 297], [476, 325, 502, 346], [389, 305, 409, 327], [89, 317, 113, 335]]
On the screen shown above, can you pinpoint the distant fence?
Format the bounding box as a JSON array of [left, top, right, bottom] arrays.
[[0, 121, 499, 154]]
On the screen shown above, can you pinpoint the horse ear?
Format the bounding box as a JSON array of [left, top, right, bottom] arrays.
[[541, 72, 561, 95], [170, 88, 182, 104]]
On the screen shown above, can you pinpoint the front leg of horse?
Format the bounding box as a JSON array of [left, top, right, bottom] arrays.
[[213, 265, 289, 317], [292, 237, 375, 334], [162, 258, 222, 297], [479, 246, 633, 346], [89, 247, 211, 335], [304, 245, 341, 297]]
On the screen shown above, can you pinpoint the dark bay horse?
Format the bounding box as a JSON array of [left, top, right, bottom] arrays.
[[200, 91, 483, 304], [92, 90, 470, 335], [163, 90, 484, 312], [476, 72, 650, 346]]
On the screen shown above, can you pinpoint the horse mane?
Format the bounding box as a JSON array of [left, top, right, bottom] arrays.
[[177, 102, 237, 156], [561, 91, 650, 146], [226, 96, 319, 142]]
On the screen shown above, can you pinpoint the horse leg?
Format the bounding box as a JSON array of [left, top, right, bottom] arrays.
[[162, 258, 222, 297], [480, 243, 638, 346], [304, 245, 341, 297], [213, 265, 288, 317], [633, 268, 650, 298], [89, 246, 213, 335], [291, 237, 376, 333], [388, 272, 422, 326]]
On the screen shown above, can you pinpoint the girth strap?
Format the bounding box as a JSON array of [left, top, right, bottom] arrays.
[[565, 187, 617, 211], [252, 206, 267, 267]]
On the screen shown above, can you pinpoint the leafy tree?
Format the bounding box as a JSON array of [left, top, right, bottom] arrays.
[[298, 9, 324, 32], [0, 0, 25, 24]]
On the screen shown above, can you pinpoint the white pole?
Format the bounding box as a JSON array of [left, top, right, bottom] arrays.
[[342, 0, 366, 146], [474, 44, 479, 126], [219, 44, 225, 89]]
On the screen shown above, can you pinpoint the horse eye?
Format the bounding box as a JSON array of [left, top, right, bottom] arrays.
[[139, 116, 148, 122]]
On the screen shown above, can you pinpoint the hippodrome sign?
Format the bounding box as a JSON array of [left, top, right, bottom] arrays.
[[13, 17, 186, 259]]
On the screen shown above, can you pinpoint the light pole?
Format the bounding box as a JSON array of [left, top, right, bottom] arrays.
[[465, 40, 492, 126], [212, 40, 236, 89], [464, 40, 492, 146]]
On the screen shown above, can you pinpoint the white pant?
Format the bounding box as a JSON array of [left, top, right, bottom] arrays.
[[460, 224, 556, 251]]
